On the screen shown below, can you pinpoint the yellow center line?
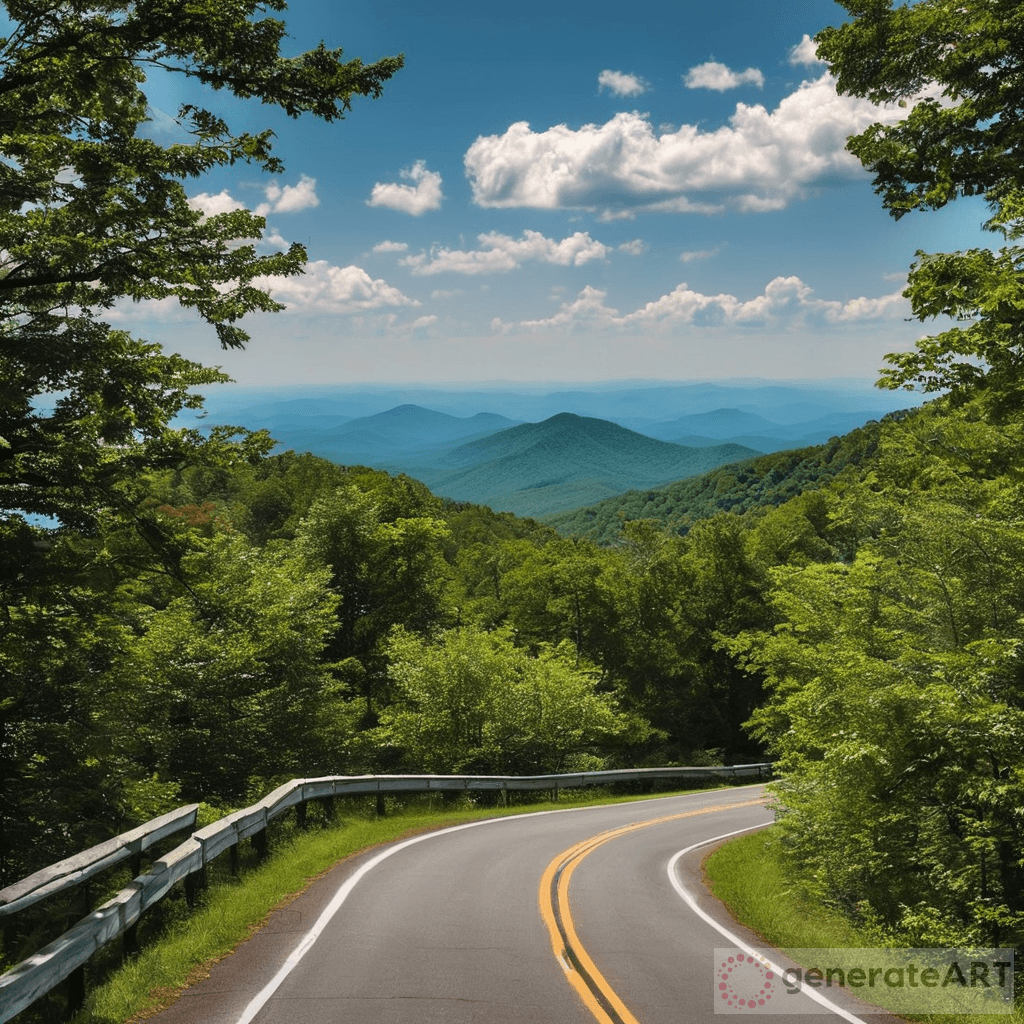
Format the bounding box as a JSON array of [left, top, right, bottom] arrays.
[[538, 798, 767, 1024]]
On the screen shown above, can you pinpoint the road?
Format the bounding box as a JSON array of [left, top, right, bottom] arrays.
[[152, 785, 901, 1024]]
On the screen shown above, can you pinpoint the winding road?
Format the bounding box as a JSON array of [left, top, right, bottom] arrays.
[[151, 785, 901, 1023]]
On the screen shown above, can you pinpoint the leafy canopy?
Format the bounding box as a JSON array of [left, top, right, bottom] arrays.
[[0, 1, 402, 528], [818, 0, 1024, 411]]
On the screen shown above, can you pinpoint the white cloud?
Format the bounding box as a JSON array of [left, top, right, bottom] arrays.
[[619, 239, 645, 256], [679, 246, 721, 262], [684, 61, 764, 91], [262, 229, 289, 249], [189, 178, 318, 223], [790, 34, 825, 66], [598, 69, 648, 97], [188, 190, 246, 217], [373, 240, 410, 253], [464, 74, 906, 216], [367, 160, 444, 215], [256, 175, 319, 216], [253, 261, 418, 314], [400, 230, 610, 275], [511, 276, 908, 331]]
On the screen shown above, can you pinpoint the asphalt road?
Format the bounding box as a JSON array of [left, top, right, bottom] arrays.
[[153, 785, 903, 1024]]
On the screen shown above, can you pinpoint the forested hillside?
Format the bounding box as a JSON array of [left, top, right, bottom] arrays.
[[546, 410, 902, 541]]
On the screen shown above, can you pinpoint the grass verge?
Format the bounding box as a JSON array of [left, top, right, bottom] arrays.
[[74, 782, 742, 1024], [705, 828, 1021, 1024]]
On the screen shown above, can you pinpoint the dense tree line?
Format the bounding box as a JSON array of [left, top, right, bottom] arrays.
[[733, 0, 1024, 952]]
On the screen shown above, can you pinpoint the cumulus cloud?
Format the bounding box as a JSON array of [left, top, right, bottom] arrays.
[[598, 69, 648, 97], [464, 73, 905, 216], [253, 261, 418, 314], [510, 276, 908, 331], [400, 230, 609, 275], [262, 229, 289, 249], [367, 161, 444, 215], [188, 190, 246, 217], [619, 239, 645, 256], [684, 61, 764, 91], [373, 240, 410, 253], [790, 34, 825, 66], [189, 176, 318, 224], [256, 175, 319, 216]]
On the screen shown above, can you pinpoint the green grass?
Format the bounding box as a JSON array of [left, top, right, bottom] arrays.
[[74, 783, 742, 1024], [705, 829, 1021, 1024]]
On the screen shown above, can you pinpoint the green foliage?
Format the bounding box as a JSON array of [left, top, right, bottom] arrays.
[[733, 401, 1024, 947], [0, 0, 401, 885], [0, 1, 401, 533], [546, 413, 896, 543], [378, 626, 645, 775], [294, 480, 452, 723], [818, 0, 1024, 411], [118, 531, 341, 802]]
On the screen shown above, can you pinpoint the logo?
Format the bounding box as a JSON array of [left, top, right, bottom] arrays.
[[717, 951, 775, 1010], [713, 947, 1013, 1015]]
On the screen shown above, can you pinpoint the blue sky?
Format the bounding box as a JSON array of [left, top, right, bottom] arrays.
[[123, 0, 990, 386]]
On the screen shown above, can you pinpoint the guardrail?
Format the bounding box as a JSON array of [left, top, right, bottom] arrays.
[[0, 764, 770, 1022]]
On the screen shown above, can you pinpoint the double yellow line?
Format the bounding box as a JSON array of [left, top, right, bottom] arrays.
[[538, 798, 766, 1024]]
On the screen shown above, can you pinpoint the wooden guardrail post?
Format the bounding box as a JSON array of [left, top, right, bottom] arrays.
[[65, 881, 90, 1016], [375, 793, 385, 817], [295, 801, 308, 830], [123, 919, 139, 959]]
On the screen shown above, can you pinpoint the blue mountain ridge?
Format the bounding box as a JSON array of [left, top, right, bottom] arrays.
[[409, 413, 759, 518]]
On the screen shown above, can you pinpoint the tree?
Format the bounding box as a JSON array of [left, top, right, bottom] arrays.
[[379, 626, 645, 775], [120, 529, 341, 803], [0, 1, 401, 877], [294, 483, 452, 723], [0, 0, 402, 533], [817, 0, 1024, 412]]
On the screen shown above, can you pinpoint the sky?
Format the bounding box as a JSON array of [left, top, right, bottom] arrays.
[[121, 0, 991, 387]]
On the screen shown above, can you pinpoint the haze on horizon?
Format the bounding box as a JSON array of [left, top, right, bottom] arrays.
[[122, 0, 988, 387]]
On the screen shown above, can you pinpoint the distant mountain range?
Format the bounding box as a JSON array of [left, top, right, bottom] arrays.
[[185, 379, 923, 427], [621, 407, 899, 453], [176, 380, 926, 517], [267, 404, 522, 464]]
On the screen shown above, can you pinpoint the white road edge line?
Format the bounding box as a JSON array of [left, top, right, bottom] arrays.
[[234, 784, 767, 1024], [666, 825, 871, 1023]]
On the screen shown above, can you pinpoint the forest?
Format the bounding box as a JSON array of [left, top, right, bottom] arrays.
[[3, 0, 1024, 979]]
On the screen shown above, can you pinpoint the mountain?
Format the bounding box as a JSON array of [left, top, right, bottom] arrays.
[[640, 408, 779, 440], [413, 413, 760, 518], [545, 410, 916, 542], [332, 405, 518, 446], [266, 405, 521, 463]]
